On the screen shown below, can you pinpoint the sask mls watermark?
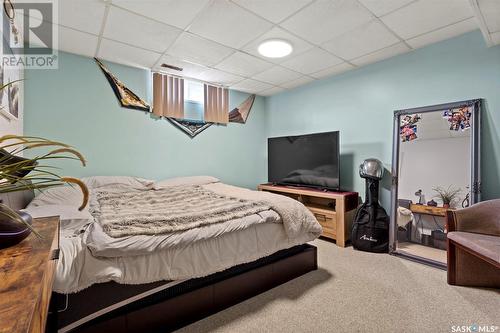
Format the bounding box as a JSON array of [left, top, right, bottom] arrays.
[[2, 0, 58, 69], [451, 324, 499, 333]]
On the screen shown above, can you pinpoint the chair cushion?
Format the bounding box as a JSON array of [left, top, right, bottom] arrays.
[[448, 231, 500, 265]]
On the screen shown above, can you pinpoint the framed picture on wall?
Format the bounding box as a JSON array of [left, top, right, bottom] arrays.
[[0, 35, 22, 121]]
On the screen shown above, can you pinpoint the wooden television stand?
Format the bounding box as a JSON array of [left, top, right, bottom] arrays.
[[258, 184, 359, 247]]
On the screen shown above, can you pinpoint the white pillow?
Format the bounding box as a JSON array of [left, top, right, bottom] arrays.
[[82, 176, 154, 190], [153, 176, 220, 190], [22, 205, 93, 233], [28, 177, 154, 208], [28, 186, 84, 208]]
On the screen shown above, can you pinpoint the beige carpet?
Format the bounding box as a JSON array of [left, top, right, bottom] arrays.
[[177, 239, 499, 333]]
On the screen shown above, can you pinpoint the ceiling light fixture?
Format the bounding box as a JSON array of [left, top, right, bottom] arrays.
[[258, 39, 293, 58]]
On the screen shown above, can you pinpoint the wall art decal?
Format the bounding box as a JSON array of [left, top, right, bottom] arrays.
[[400, 113, 421, 142], [443, 106, 471, 131], [229, 94, 255, 123], [0, 36, 21, 121], [167, 118, 213, 138], [95, 58, 150, 112], [95, 58, 256, 138]]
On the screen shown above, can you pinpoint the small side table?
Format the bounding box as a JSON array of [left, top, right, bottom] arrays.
[[0, 216, 60, 333]]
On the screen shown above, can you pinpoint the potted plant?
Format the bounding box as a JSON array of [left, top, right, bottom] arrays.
[[432, 185, 461, 208], [0, 134, 88, 248]]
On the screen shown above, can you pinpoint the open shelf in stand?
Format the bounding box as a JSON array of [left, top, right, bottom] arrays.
[[258, 184, 358, 247]]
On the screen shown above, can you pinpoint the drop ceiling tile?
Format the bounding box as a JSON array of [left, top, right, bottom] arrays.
[[58, 27, 98, 58], [196, 68, 244, 85], [357, 0, 415, 17], [98, 38, 162, 69], [188, 0, 273, 48], [252, 66, 302, 85], [111, 0, 210, 29], [322, 20, 400, 60], [281, 0, 374, 44], [232, 0, 314, 23], [153, 55, 209, 78], [310, 62, 355, 79], [230, 79, 274, 94], [281, 47, 343, 74], [57, 0, 106, 35], [350, 42, 410, 66], [407, 18, 477, 49], [241, 27, 314, 63], [381, 0, 474, 39], [167, 32, 234, 67], [215, 51, 273, 77], [104, 6, 182, 53], [477, 0, 500, 33], [26, 0, 105, 35], [259, 86, 286, 96], [280, 76, 315, 89]]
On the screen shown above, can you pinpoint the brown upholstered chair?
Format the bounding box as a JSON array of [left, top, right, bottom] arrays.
[[447, 200, 500, 288]]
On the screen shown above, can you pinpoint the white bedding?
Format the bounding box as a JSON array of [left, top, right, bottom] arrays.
[[56, 218, 315, 293], [25, 176, 321, 294]]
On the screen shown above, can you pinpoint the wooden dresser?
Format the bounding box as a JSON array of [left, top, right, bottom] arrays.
[[410, 203, 450, 217], [258, 184, 359, 247], [0, 216, 60, 333]]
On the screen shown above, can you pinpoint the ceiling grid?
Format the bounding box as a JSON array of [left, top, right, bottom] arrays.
[[27, 0, 498, 95]]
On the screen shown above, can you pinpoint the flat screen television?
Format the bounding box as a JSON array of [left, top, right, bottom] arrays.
[[268, 131, 340, 191]]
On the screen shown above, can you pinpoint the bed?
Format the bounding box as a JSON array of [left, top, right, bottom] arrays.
[[19, 176, 321, 332]]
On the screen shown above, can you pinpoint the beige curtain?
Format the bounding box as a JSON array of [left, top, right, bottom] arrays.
[[204, 84, 229, 124], [153, 73, 184, 119]]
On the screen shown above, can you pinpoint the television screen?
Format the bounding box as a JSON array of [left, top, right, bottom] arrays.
[[268, 131, 340, 190]]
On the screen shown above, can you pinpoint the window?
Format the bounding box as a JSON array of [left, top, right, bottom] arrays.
[[183, 80, 204, 121], [184, 80, 204, 104]]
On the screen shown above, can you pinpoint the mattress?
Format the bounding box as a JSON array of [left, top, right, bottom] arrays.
[[24, 176, 321, 294], [56, 214, 316, 293]]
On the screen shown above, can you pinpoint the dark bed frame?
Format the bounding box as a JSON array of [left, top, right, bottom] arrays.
[[1, 188, 318, 333], [50, 244, 317, 333]]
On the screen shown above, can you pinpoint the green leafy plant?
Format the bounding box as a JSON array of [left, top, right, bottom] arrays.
[[0, 135, 89, 236], [432, 185, 461, 207]]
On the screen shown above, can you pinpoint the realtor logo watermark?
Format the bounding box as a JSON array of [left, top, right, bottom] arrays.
[[451, 324, 499, 332], [2, 0, 58, 69]]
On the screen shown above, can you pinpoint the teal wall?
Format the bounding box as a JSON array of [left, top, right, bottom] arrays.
[[265, 31, 500, 208], [24, 31, 500, 205], [24, 52, 267, 189]]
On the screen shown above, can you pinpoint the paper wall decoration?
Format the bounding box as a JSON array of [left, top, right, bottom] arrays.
[[0, 35, 21, 121], [229, 94, 256, 123], [443, 107, 471, 131], [400, 113, 421, 142], [95, 58, 150, 112], [94, 58, 256, 137], [167, 118, 213, 138]]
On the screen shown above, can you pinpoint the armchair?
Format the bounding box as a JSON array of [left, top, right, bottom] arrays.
[[447, 199, 500, 288]]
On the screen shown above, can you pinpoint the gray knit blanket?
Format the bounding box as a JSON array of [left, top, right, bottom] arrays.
[[93, 185, 271, 238]]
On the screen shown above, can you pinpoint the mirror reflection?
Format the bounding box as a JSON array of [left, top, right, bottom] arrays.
[[396, 107, 473, 265]]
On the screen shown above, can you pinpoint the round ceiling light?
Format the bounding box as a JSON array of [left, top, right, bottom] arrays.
[[258, 39, 293, 58]]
